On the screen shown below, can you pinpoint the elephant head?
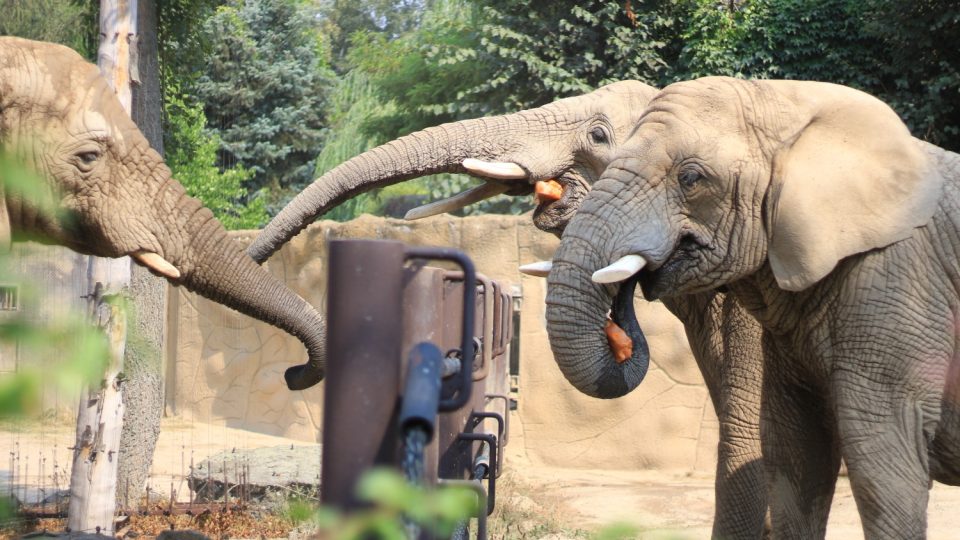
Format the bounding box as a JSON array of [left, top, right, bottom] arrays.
[[546, 76, 943, 398], [245, 80, 658, 263], [0, 37, 325, 390]]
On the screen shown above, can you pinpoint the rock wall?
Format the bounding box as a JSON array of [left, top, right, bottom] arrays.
[[167, 214, 719, 472]]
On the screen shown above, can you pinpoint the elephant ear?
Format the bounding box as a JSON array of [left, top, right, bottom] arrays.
[[763, 81, 943, 292]]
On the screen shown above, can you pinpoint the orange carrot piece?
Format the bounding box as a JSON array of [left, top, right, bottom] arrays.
[[534, 180, 564, 203], [604, 319, 633, 364]]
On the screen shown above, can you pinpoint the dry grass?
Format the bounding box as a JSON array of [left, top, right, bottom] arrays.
[[0, 509, 297, 539], [483, 470, 589, 540]]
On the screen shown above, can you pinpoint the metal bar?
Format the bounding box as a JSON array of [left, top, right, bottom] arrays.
[[485, 395, 510, 448], [321, 239, 406, 511], [472, 412, 505, 477]]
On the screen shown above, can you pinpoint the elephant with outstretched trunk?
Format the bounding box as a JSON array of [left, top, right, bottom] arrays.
[[0, 37, 325, 389], [249, 81, 770, 538]]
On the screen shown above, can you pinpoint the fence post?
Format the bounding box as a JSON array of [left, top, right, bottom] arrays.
[[320, 240, 405, 510]]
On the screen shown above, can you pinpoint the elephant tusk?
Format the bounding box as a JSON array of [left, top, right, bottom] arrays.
[[462, 158, 528, 180], [404, 182, 510, 220], [132, 250, 181, 280], [592, 254, 647, 284], [519, 260, 553, 277]]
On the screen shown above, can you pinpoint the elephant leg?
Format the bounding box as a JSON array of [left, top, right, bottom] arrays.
[[668, 292, 769, 539], [714, 376, 768, 539], [714, 297, 769, 539], [834, 373, 931, 539], [760, 346, 840, 539]]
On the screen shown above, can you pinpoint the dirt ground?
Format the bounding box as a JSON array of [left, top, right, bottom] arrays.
[[504, 418, 960, 539], [3, 417, 960, 539]]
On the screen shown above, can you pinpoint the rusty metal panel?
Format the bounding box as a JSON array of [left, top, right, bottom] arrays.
[[400, 266, 447, 486], [316, 238, 513, 527], [436, 274, 481, 481]]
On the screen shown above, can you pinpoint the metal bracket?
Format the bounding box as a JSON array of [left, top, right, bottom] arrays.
[[457, 432, 497, 516], [405, 246, 476, 411]]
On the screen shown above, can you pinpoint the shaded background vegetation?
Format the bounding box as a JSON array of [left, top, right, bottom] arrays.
[[2, 0, 957, 227]]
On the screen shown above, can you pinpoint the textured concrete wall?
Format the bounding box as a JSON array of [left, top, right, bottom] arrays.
[[167, 214, 719, 472]]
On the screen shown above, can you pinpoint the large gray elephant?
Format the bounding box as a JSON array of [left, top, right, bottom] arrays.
[[548, 76, 960, 538], [247, 81, 770, 538], [0, 37, 325, 388]]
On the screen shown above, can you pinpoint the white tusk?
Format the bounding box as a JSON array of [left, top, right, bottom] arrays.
[[404, 182, 510, 220], [591, 254, 647, 284], [519, 260, 552, 277], [462, 158, 527, 180], [132, 250, 181, 280]]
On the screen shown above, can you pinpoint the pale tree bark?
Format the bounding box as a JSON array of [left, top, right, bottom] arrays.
[[67, 0, 136, 534], [118, 0, 165, 512]]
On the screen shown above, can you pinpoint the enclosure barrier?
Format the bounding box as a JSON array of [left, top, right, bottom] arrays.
[[319, 239, 513, 539]]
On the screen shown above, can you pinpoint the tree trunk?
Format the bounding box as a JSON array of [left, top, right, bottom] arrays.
[[67, 0, 136, 534], [118, 0, 165, 512]]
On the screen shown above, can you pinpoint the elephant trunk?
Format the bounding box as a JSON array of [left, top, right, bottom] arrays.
[[545, 219, 650, 399], [246, 113, 534, 263], [157, 179, 326, 390]]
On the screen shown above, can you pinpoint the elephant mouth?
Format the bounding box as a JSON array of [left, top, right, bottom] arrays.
[[637, 233, 707, 300], [608, 272, 649, 367], [532, 177, 588, 235]]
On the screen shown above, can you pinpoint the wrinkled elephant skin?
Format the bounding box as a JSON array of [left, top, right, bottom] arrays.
[[0, 37, 325, 389], [549, 76, 960, 539]]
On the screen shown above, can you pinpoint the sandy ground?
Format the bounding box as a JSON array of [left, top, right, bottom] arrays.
[[516, 466, 960, 539], [3, 417, 960, 539]]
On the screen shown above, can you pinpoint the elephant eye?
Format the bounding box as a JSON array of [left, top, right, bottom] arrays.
[[74, 150, 101, 170], [679, 168, 703, 188], [588, 127, 608, 145]]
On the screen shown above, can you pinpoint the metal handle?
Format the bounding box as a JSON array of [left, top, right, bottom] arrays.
[[457, 432, 497, 516], [485, 394, 510, 448], [405, 246, 476, 411], [472, 412, 505, 477]]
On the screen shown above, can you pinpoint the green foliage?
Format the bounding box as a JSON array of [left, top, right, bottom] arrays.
[[188, 0, 337, 208], [860, 0, 960, 148], [670, 0, 960, 150], [311, 71, 395, 221], [317, 0, 427, 72], [164, 88, 269, 230], [311, 468, 478, 539], [350, 0, 678, 135], [0, 0, 95, 58], [469, 0, 674, 109], [591, 522, 643, 540]]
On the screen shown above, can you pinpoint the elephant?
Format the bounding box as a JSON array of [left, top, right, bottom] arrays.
[[547, 75, 960, 538], [0, 37, 325, 390], [246, 81, 770, 538]]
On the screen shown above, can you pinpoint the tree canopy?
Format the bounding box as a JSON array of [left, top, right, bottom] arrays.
[[2, 0, 957, 224]]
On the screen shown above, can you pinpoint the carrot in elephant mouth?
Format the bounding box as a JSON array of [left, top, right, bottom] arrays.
[[534, 179, 564, 204], [605, 318, 633, 363]]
